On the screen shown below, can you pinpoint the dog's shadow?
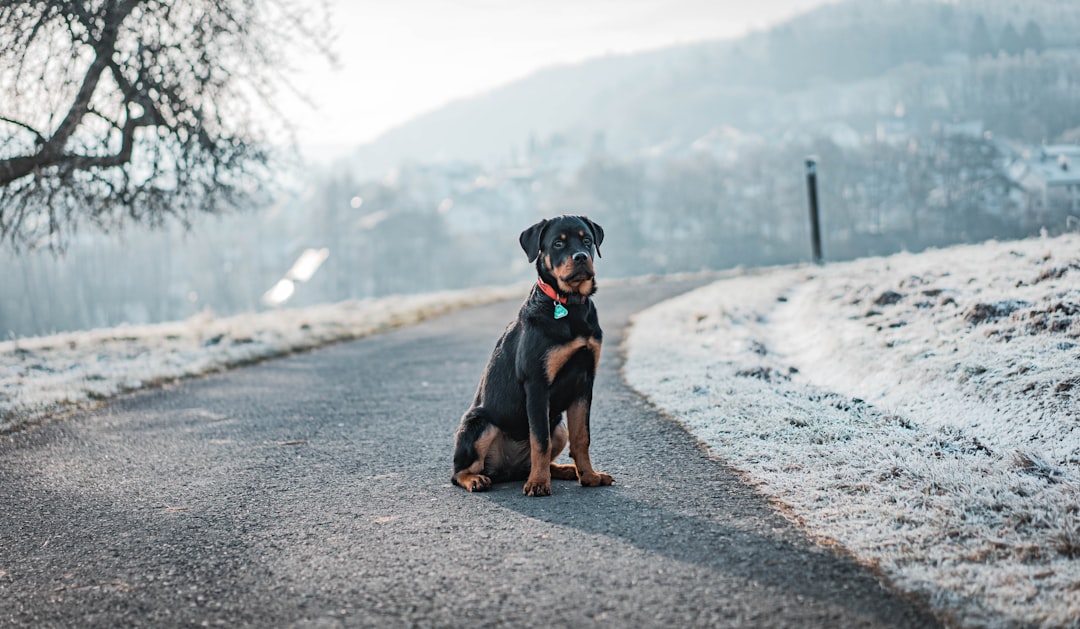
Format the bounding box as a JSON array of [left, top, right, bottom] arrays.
[[483, 478, 935, 626]]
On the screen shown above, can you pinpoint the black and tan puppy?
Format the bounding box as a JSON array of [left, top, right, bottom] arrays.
[[452, 215, 613, 496]]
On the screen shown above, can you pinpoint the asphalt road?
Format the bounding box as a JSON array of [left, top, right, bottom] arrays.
[[0, 278, 940, 628]]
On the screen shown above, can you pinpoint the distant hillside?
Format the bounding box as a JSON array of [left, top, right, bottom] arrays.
[[346, 0, 1080, 177], [345, 45, 726, 176]]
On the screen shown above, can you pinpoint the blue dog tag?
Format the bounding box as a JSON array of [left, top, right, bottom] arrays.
[[553, 302, 568, 319]]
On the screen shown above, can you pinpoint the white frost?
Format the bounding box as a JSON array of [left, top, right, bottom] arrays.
[[624, 233, 1080, 628], [1, 284, 526, 432]]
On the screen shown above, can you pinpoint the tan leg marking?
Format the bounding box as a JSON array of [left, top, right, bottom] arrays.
[[452, 426, 498, 492], [549, 463, 579, 481], [523, 435, 552, 497], [567, 400, 613, 488], [551, 421, 568, 457], [548, 422, 577, 480]]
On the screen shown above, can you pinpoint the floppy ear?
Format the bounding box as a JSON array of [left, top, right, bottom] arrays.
[[518, 219, 549, 262], [580, 216, 604, 258]]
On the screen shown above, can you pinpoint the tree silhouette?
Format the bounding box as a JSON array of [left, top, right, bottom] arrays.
[[999, 22, 1024, 56], [1021, 20, 1046, 54], [968, 15, 995, 59], [0, 0, 331, 250]]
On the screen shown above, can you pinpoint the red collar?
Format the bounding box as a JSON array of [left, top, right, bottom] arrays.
[[536, 279, 586, 305]]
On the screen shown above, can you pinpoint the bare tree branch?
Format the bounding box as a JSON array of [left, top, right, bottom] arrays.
[[0, 116, 47, 145], [0, 0, 331, 251]]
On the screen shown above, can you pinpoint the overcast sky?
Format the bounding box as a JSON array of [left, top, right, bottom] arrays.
[[285, 0, 833, 162]]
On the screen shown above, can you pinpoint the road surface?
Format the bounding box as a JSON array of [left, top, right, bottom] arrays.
[[0, 278, 939, 627]]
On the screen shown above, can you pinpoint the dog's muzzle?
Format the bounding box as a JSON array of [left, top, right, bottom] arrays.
[[566, 253, 594, 281]]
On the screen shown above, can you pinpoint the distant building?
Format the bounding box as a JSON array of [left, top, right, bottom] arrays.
[[820, 122, 862, 150], [940, 120, 984, 139], [1006, 144, 1080, 220], [875, 120, 910, 146], [688, 125, 763, 165]]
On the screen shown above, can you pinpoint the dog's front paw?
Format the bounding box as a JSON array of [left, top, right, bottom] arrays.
[[523, 479, 552, 497], [579, 471, 614, 487]]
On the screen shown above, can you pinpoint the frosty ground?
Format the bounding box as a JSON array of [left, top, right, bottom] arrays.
[[0, 284, 524, 433], [625, 233, 1080, 628]]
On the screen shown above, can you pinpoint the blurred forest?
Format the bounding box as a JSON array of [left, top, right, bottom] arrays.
[[4, 0, 1080, 338]]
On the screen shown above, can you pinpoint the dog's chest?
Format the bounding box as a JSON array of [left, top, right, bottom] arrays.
[[544, 336, 601, 383]]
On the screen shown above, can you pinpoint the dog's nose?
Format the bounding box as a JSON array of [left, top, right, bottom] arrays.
[[573, 252, 589, 263]]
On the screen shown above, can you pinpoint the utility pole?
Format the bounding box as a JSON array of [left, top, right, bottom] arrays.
[[805, 156, 823, 265]]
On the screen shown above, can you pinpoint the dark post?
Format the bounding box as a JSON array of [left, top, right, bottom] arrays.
[[805, 156, 823, 265]]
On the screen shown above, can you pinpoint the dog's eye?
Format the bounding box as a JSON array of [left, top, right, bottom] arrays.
[[583, 238, 592, 246], [552, 241, 564, 249]]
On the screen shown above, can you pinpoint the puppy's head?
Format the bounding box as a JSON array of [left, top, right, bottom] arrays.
[[519, 215, 604, 297]]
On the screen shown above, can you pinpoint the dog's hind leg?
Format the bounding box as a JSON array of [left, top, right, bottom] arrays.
[[548, 421, 578, 481], [451, 408, 498, 492]]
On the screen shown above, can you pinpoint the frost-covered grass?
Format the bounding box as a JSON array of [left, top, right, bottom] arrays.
[[624, 233, 1080, 628], [1, 284, 526, 433]]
